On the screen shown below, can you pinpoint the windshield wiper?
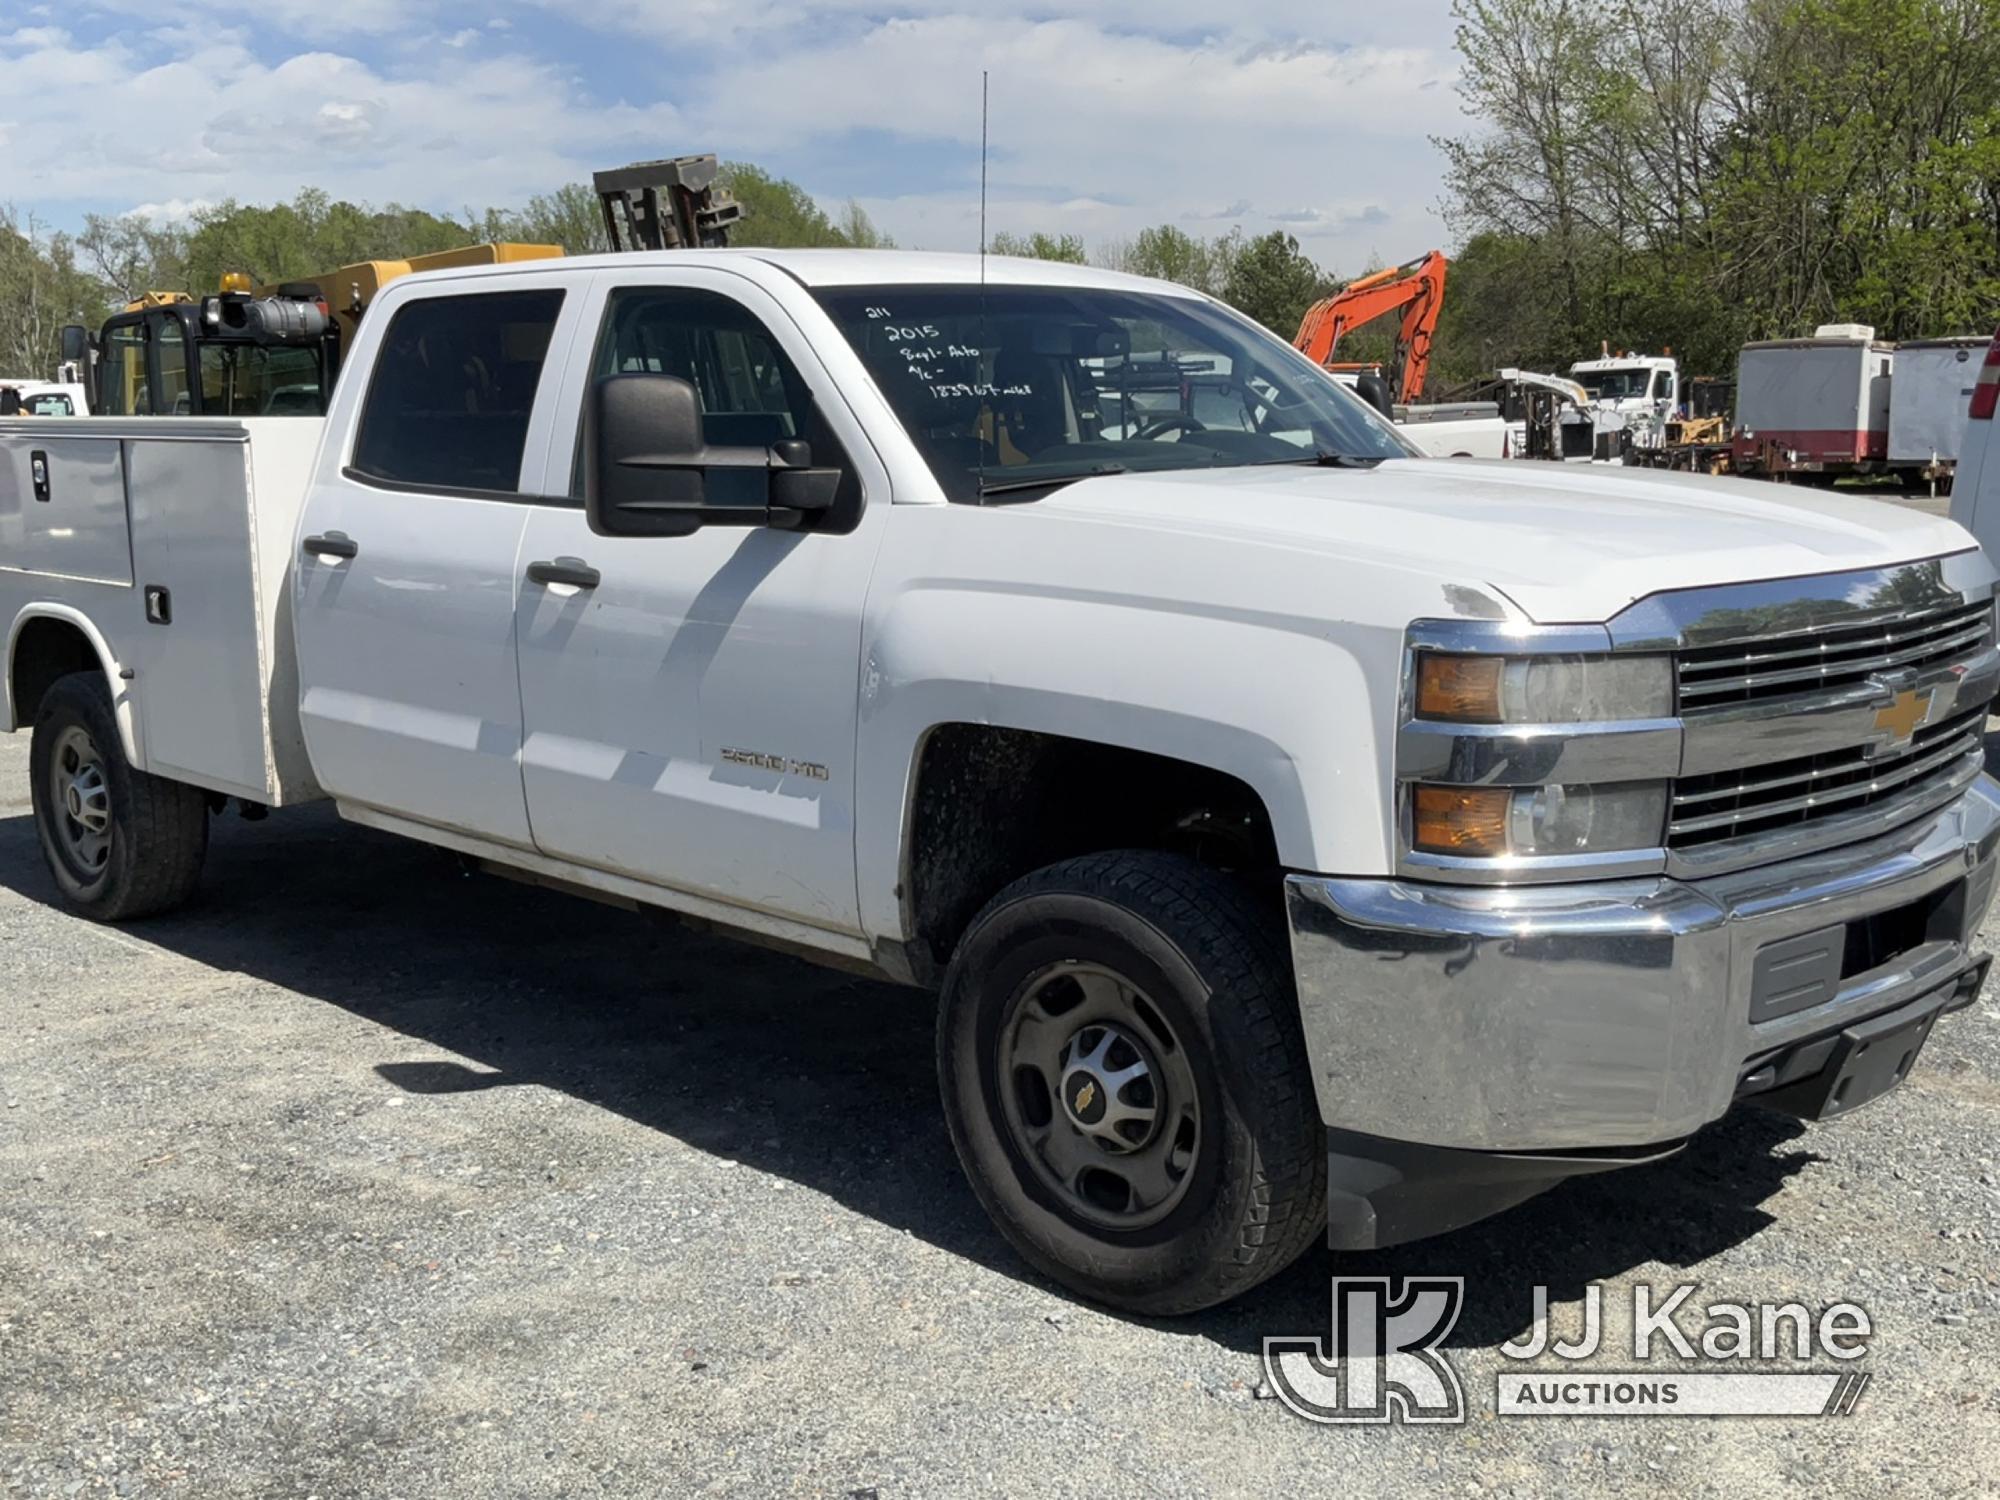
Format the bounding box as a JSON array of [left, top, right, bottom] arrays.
[[976, 462, 1129, 498], [1247, 450, 1384, 469]]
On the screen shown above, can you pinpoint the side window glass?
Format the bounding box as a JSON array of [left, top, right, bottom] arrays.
[[352, 288, 565, 493], [101, 323, 147, 415], [155, 317, 193, 416], [575, 287, 815, 504]]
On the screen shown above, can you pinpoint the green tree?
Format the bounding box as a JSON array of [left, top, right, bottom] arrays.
[[718, 162, 851, 248], [835, 200, 896, 249], [988, 230, 1087, 262], [177, 190, 469, 289], [468, 182, 609, 254], [0, 208, 109, 375], [1100, 225, 1242, 295], [1221, 230, 1330, 335], [76, 211, 191, 305]]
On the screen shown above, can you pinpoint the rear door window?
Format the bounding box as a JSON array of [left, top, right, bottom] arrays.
[[351, 288, 565, 493]]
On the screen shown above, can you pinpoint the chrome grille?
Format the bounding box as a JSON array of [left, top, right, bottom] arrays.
[[1676, 598, 1993, 708], [1669, 705, 1986, 849]]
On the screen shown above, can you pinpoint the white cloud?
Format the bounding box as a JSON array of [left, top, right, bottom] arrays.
[[1, 3, 1463, 277], [675, 15, 1456, 270], [125, 197, 217, 223], [0, 28, 684, 215]]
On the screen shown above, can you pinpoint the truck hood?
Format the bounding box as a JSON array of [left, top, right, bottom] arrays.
[[1030, 459, 1972, 624]]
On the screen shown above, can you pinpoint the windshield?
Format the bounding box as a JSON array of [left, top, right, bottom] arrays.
[[812, 284, 1416, 501], [1578, 368, 1655, 401]]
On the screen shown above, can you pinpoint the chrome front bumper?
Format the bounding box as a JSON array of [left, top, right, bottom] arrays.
[[1286, 777, 2000, 1152]]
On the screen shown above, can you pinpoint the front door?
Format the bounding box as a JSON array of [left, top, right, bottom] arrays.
[[292, 278, 578, 848], [512, 268, 888, 934]]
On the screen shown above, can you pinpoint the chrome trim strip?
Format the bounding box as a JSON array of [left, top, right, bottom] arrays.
[[1677, 646, 1997, 776], [1398, 843, 1669, 885], [1677, 618, 1989, 700], [1678, 601, 1987, 674], [1606, 551, 1996, 653], [1396, 716, 1681, 786], [1405, 619, 1613, 655], [1672, 718, 1983, 810], [1667, 741, 1982, 837], [1663, 754, 1985, 877]]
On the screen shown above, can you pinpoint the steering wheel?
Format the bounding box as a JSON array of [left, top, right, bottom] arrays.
[[1131, 413, 1207, 441]]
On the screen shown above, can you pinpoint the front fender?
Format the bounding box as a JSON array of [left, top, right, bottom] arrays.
[[853, 578, 1398, 943]]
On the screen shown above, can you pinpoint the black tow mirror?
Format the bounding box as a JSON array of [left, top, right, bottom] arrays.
[[59, 324, 90, 365], [584, 373, 841, 538]]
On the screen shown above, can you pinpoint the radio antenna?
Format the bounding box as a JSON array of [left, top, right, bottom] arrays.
[[976, 69, 992, 501], [979, 70, 989, 267]]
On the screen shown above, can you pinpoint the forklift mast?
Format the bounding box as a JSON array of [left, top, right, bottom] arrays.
[[594, 156, 744, 251]]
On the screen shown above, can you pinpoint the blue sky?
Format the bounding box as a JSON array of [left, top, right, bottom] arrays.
[[0, 1, 1465, 276]]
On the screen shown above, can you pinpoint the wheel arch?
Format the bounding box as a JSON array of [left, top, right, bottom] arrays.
[[880, 717, 1304, 983], [5, 606, 141, 764]]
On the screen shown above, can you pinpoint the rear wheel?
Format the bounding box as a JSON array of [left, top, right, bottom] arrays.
[[938, 851, 1326, 1314], [30, 673, 208, 920]]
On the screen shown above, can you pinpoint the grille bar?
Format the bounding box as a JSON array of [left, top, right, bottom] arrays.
[[1678, 601, 1992, 706], [1667, 707, 1985, 846]]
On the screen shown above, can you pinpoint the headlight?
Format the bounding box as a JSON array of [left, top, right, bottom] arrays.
[[1412, 782, 1669, 858], [1414, 652, 1673, 723]]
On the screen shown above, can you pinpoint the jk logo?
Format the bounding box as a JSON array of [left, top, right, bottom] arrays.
[[1263, 1277, 1467, 1424]]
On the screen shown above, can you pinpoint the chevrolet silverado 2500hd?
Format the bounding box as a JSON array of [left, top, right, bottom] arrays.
[[4, 251, 1998, 1315]]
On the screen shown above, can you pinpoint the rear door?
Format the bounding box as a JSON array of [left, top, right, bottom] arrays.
[[511, 266, 889, 933], [292, 276, 581, 848]]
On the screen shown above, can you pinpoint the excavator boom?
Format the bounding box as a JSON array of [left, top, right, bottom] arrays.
[[1292, 249, 1448, 403]]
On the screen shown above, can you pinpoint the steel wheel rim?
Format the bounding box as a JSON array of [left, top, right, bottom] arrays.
[[998, 960, 1201, 1231], [49, 724, 111, 878]]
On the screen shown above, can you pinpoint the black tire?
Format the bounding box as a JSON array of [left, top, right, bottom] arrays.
[[937, 851, 1326, 1315], [29, 672, 208, 920]]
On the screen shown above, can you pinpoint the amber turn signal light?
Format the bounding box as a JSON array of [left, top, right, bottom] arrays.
[[1415, 654, 1504, 722], [1412, 785, 1511, 856]]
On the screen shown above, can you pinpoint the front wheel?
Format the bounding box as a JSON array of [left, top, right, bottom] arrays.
[[937, 852, 1326, 1315], [29, 672, 208, 920]]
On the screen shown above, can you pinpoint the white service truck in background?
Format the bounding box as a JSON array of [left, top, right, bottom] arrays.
[[1572, 350, 1679, 452], [6, 250, 1999, 1314]]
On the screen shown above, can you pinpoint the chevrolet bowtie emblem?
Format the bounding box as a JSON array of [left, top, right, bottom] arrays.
[[1073, 1080, 1096, 1114], [1873, 688, 1934, 745]]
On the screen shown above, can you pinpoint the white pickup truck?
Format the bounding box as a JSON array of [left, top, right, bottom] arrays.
[[6, 250, 1998, 1314]]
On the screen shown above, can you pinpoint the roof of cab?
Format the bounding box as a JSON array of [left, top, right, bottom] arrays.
[[409, 246, 1203, 297]]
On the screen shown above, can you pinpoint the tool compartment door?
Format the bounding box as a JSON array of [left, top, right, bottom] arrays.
[[124, 426, 271, 800], [0, 428, 133, 586]]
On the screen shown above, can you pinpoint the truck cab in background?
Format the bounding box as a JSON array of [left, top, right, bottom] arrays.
[[1571, 351, 1679, 452]]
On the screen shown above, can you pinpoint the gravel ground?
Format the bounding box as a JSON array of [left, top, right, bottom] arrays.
[[1, 724, 1997, 1499]]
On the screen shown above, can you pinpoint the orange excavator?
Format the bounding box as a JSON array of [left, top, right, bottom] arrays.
[[1292, 249, 1448, 403]]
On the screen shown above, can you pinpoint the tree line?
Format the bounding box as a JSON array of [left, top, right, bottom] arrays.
[[0, 164, 1337, 381], [1431, 0, 2000, 383], [11, 0, 1993, 391]]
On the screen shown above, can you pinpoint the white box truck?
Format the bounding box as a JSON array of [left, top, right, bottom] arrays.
[[6, 250, 1999, 1314], [1734, 324, 1894, 479]]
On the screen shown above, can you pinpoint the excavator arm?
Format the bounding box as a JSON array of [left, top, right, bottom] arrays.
[[1292, 249, 1448, 403]]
